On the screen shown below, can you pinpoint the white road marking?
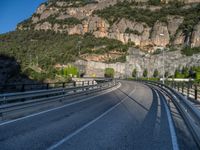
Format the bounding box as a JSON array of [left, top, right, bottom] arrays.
[[0, 83, 121, 126], [47, 84, 137, 150], [155, 90, 179, 150]]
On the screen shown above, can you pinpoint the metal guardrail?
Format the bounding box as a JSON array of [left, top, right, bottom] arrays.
[[141, 80, 200, 148], [0, 79, 118, 119], [0, 79, 107, 94], [168, 82, 200, 101]]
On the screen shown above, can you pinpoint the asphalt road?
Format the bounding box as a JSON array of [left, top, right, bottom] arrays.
[[0, 81, 194, 150]]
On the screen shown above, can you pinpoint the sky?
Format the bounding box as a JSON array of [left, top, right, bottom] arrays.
[[0, 0, 47, 34]]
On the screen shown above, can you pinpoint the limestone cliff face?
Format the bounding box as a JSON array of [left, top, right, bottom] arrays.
[[151, 21, 170, 47], [163, 0, 200, 3], [191, 22, 200, 48], [18, 0, 200, 51], [75, 49, 200, 77]]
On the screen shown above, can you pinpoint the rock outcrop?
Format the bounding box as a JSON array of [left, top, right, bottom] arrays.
[[75, 48, 200, 78], [151, 21, 170, 47], [17, 0, 200, 52], [191, 22, 200, 48]]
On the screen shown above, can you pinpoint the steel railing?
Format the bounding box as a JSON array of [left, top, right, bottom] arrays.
[[140, 80, 200, 148], [0, 79, 118, 119]]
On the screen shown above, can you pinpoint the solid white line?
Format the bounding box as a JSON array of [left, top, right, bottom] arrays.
[[0, 83, 121, 126], [156, 91, 179, 150], [47, 84, 137, 150]]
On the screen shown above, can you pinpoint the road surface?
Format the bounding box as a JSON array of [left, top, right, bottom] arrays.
[[0, 81, 198, 150]]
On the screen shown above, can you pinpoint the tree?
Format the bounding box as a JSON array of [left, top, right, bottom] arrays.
[[174, 69, 184, 78], [104, 68, 115, 78], [153, 69, 159, 78], [196, 72, 200, 80], [182, 66, 189, 78], [143, 69, 148, 78], [132, 68, 137, 78], [164, 71, 169, 78]]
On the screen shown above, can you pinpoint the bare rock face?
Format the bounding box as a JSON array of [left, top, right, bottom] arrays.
[[86, 16, 110, 38], [35, 22, 52, 31], [39, 7, 59, 20], [18, 0, 200, 52], [32, 16, 40, 24], [151, 21, 170, 47], [36, 4, 47, 14], [108, 19, 150, 46], [191, 22, 200, 48], [167, 16, 184, 36], [75, 49, 200, 78], [164, 0, 200, 3], [174, 31, 185, 45], [67, 24, 83, 35], [65, 0, 122, 20]]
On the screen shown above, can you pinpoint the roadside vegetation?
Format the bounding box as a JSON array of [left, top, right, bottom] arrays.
[[104, 68, 115, 78], [0, 30, 128, 81]]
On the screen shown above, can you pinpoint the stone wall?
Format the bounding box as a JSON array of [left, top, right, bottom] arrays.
[[75, 49, 200, 78]]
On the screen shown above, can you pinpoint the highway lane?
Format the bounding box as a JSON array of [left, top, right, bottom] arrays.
[[0, 81, 178, 150]]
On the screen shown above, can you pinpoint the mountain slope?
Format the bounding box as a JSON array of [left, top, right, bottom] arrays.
[[1, 0, 200, 80], [17, 0, 200, 52]]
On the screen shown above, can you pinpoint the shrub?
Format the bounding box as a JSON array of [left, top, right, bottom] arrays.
[[181, 46, 200, 56], [153, 69, 159, 78], [143, 69, 148, 77], [132, 68, 137, 78], [60, 65, 79, 77], [196, 72, 200, 80], [104, 68, 115, 78]]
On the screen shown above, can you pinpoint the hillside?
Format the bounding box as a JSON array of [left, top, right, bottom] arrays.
[[1, 0, 200, 80], [17, 0, 200, 51]]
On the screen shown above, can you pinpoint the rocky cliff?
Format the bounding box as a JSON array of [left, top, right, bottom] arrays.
[[75, 48, 200, 77], [17, 0, 200, 52], [15, 0, 200, 77]]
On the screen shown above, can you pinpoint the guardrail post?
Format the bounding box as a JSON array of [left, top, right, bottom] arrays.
[[195, 84, 198, 100], [172, 81, 174, 88], [182, 82, 184, 94], [46, 83, 49, 89], [21, 84, 25, 92], [178, 83, 180, 92], [187, 83, 190, 97], [62, 82, 65, 88]]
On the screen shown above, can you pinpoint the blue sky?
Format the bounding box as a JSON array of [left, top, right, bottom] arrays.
[[0, 0, 47, 34]]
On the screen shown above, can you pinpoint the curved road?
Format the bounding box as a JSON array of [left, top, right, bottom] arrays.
[[0, 81, 197, 150]]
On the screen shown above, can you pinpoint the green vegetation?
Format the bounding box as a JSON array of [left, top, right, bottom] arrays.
[[94, 1, 200, 30], [153, 69, 159, 78], [125, 28, 141, 35], [173, 66, 200, 81], [148, 0, 161, 6], [196, 72, 200, 80], [0, 30, 128, 81], [132, 68, 137, 78], [104, 68, 115, 78], [39, 16, 82, 26], [105, 55, 126, 63], [58, 65, 79, 77], [49, 0, 98, 7], [143, 68, 148, 77], [181, 46, 200, 56]]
